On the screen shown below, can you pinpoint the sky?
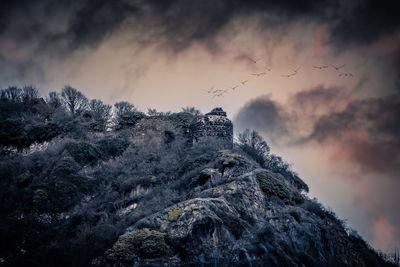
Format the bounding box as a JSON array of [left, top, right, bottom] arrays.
[[1, 0, 400, 253]]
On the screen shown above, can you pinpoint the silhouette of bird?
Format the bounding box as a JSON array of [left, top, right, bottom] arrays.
[[280, 69, 298, 77], [202, 85, 214, 93], [212, 91, 228, 98], [251, 72, 266, 77], [313, 65, 329, 69], [241, 80, 249, 85], [339, 72, 353, 77], [246, 56, 262, 64], [332, 64, 345, 70], [212, 89, 224, 94], [293, 66, 301, 73]]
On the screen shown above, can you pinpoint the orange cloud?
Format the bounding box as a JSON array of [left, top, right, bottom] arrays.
[[371, 216, 400, 252]]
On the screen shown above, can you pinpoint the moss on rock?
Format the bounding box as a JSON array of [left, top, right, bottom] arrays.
[[104, 228, 169, 262], [255, 169, 302, 203], [168, 208, 182, 222]]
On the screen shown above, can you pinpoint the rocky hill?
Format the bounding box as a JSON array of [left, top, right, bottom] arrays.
[[92, 147, 392, 266], [0, 90, 396, 266]]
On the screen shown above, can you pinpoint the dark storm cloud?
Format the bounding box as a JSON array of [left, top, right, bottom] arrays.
[[288, 86, 348, 116], [1, 0, 399, 89], [308, 94, 400, 174], [68, 1, 140, 49], [235, 87, 400, 175], [0, 0, 330, 53], [331, 0, 400, 45], [234, 95, 290, 142], [1, 0, 399, 54], [1, 0, 399, 85], [235, 86, 348, 141]]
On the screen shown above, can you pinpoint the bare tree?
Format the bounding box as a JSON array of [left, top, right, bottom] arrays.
[[61, 85, 88, 115], [237, 129, 270, 166], [114, 101, 136, 117], [89, 99, 112, 131], [89, 99, 112, 119], [113, 101, 144, 129], [147, 108, 159, 116], [47, 91, 62, 109], [2, 86, 22, 102], [182, 106, 201, 116], [21, 85, 39, 102]]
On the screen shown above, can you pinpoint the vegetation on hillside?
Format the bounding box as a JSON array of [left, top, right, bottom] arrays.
[[0, 85, 396, 266]]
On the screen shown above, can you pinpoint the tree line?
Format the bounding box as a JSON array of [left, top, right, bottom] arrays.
[[0, 85, 200, 151]]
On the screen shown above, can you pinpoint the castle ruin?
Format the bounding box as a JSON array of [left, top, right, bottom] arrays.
[[189, 107, 233, 145]]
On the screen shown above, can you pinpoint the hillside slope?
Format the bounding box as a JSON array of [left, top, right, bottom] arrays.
[[0, 96, 395, 266]]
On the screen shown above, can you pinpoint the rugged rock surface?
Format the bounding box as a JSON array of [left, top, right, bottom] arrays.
[[94, 150, 391, 266]]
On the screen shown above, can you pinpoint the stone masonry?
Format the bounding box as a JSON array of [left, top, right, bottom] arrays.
[[189, 107, 233, 145]]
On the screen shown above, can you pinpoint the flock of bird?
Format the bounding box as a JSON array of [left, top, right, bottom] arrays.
[[203, 56, 354, 98]]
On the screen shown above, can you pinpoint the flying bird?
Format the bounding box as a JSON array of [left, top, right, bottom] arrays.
[[212, 89, 224, 94], [241, 80, 249, 85], [293, 66, 301, 73], [212, 91, 227, 98], [246, 56, 262, 64], [202, 85, 214, 94], [251, 72, 266, 77], [332, 64, 345, 70], [339, 72, 354, 77], [313, 65, 329, 69], [280, 69, 298, 77]]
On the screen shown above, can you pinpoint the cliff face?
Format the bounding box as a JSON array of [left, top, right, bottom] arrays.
[[94, 149, 391, 267]]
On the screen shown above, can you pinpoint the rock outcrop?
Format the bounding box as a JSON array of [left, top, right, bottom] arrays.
[[95, 150, 391, 267]]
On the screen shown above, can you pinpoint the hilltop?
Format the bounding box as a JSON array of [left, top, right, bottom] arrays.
[[0, 86, 396, 266]]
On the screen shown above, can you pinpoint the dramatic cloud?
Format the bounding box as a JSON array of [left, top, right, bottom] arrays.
[[2, 0, 400, 253], [372, 216, 400, 252], [234, 95, 289, 142], [235, 86, 400, 175], [308, 94, 400, 174], [1, 0, 399, 63], [234, 86, 400, 252]]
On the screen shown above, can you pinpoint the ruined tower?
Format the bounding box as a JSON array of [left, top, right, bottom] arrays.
[[189, 107, 233, 145]]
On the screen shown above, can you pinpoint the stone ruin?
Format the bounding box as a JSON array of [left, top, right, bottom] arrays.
[[189, 107, 233, 145]]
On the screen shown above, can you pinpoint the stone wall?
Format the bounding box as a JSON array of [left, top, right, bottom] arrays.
[[189, 107, 233, 145]]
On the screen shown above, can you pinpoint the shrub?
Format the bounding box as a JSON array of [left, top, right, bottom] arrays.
[[95, 136, 130, 159], [43, 157, 94, 211], [300, 199, 338, 221], [255, 169, 302, 203], [64, 141, 102, 165], [104, 228, 169, 261], [167, 112, 195, 132], [120, 176, 152, 192], [264, 154, 309, 192], [189, 169, 212, 187], [237, 129, 270, 166], [237, 129, 308, 192], [114, 101, 146, 130], [256, 170, 290, 199], [179, 154, 212, 175]]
